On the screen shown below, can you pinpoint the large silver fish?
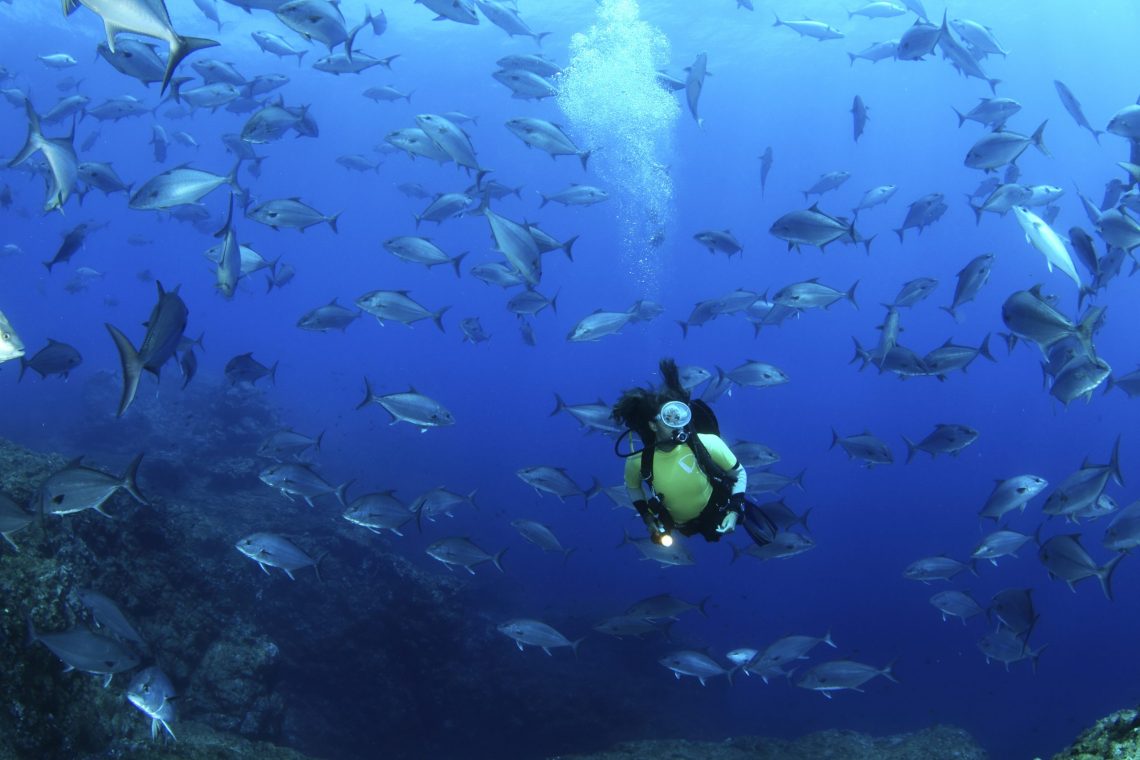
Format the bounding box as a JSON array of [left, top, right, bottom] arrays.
[[65, 0, 219, 93], [0, 309, 25, 363]]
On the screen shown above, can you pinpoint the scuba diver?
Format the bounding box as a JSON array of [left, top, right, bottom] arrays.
[[612, 358, 776, 549]]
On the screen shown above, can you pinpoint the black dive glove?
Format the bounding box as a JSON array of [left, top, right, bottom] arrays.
[[635, 498, 672, 543]]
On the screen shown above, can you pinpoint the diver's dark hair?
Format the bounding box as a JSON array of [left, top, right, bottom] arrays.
[[657, 357, 691, 403], [612, 357, 689, 447]]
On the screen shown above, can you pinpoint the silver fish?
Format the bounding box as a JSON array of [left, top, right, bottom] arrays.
[[27, 618, 139, 685], [498, 619, 580, 655], [1038, 534, 1123, 600], [971, 530, 1033, 565], [106, 282, 188, 416], [41, 454, 147, 516], [126, 666, 177, 740], [797, 660, 896, 698], [357, 378, 454, 430], [343, 491, 412, 536], [258, 463, 347, 507], [236, 532, 322, 579], [0, 494, 33, 551], [426, 537, 505, 574], [66, 0, 218, 93], [929, 590, 983, 623], [659, 651, 731, 685]]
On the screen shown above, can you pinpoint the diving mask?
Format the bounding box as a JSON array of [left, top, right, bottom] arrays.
[[656, 401, 692, 442]]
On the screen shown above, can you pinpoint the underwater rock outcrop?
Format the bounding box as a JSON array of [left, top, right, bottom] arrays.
[[551, 725, 988, 760], [0, 380, 668, 759], [1049, 708, 1140, 760]]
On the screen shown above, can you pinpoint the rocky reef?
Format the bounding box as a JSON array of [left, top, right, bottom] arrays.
[[1049, 708, 1140, 760], [552, 725, 987, 759], [0, 379, 669, 760]]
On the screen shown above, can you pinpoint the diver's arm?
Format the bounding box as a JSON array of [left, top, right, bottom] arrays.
[[730, 463, 747, 496], [716, 463, 747, 534]]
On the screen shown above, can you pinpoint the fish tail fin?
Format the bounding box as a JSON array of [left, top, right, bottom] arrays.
[[539, 193, 549, 208], [1092, 129, 1102, 145], [344, 20, 362, 62], [881, 658, 900, 683], [939, 305, 959, 323], [846, 280, 859, 309], [1030, 120, 1050, 157], [327, 212, 341, 234], [578, 150, 591, 171], [269, 360, 278, 386], [550, 393, 566, 416], [987, 78, 1000, 95], [1099, 553, 1124, 601], [979, 333, 995, 362], [1075, 304, 1103, 352], [313, 551, 329, 583], [902, 436, 917, 464], [570, 636, 584, 658], [793, 468, 807, 491], [432, 305, 450, 333], [584, 476, 602, 506], [1109, 434, 1124, 487], [162, 35, 220, 95], [847, 52, 856, 66], [492, 547, 507, 573], [105, 322, 142, 417], [25, 615, 38, 647], [450, 251, 467, 278], [849, 337, 870, 370], [17, 357, 28, 382], [225, 159, 244, 195], [676, 320, 689, 339], [952, 107, 966, 128], [561, 234, 577, 262], [121, 452, 148, 505], [9, 100, 44, 168], [334, 481, 351, 508], [356, 376, 374, 410], [894, 227, 905, 243]]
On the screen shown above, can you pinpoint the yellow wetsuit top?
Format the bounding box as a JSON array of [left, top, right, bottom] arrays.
[[624, 433, 739, 523]]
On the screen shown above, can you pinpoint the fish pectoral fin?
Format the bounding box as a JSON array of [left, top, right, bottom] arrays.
[[257, 561, 271, 576]]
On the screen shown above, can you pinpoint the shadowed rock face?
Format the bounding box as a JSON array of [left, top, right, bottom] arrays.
[[554, 726, 988, 760], [0, 382, 665, 760], [1051, 709, 1140, 760]]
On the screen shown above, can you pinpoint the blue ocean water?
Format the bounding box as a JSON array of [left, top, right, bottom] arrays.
[[2, 0, 1139, 758]]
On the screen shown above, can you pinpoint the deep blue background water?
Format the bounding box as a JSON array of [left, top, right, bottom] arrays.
[[2, 1, 1140, 758]]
